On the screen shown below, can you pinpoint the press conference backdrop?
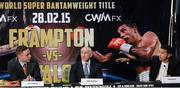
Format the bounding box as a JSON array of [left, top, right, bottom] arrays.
[[0, 0, 180, 85]]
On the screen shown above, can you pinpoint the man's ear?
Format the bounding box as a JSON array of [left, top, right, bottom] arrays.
[[17, 54, 22, 60], [134, 29, 137, 33], [17, 54, 20, 58], [133, 26, 138, 33], [90, 53, 93, 58], [168, 54, 172, 58]]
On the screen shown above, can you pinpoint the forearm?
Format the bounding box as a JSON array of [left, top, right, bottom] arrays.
[[0, 40, 18, 56], [107, 38, 155, 59], [0, 44, 17, 56]]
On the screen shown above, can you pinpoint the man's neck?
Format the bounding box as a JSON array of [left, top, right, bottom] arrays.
[[134, 34, 142, 46], [82, 59, 90, 65], [18, 58, 27, 68], [17, 57, 26, 64], [162, 59, 169, 63]]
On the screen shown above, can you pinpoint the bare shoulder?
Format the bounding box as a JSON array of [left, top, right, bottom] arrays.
[[140, 31, 160, 47], [142, 31, 159, 39]]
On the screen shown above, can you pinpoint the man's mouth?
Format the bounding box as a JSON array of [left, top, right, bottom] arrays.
[[123, 37, 128, 42]]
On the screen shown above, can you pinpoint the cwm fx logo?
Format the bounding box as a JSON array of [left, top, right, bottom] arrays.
[[85, 12, 121, 23], [0, 14, 17, 22]]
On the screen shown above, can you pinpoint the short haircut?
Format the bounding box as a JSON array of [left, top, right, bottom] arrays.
[[16, 45, 28, 55], [118, 20, 137, 28], [81, 46, 92, 54], [161, 45, 173, 54]]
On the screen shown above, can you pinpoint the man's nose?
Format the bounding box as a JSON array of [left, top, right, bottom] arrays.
[[29, 55, 31, 58]]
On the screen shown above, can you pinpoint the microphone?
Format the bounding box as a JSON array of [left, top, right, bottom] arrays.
[[163, 65, 167, 69], [163, 65, 169, 77], [163, 65, 168, 72], [65, 67, 69, 80]]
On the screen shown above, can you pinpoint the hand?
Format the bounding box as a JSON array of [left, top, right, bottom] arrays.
[[24, 75, 34, 81], [13, 40, 18, 47], [25, 25, 40, 32], [115, 57, 130, 63], [108, 38, 132, 53], [108, 38, 126, 49], [25, 25, 41, 42], [93, 51, 112, 62], [7, 80, 20, 86], [28, 75, 34, 81]]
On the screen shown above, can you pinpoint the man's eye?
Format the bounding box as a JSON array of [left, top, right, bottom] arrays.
[[121, 29, 126, 32]]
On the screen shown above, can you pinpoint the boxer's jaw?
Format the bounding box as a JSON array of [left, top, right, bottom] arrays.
[[124, 37, 128, 42]]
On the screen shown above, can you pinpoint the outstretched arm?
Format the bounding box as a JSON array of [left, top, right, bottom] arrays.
[[92, 51, 112, 62], [0, 40, 18, 56], [108, 32, 160, 59]]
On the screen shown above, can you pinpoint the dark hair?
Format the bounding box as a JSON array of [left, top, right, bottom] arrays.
[[161, 45, 173, 54], [16, 45, 28, 55], [118, 20, 137, 28]]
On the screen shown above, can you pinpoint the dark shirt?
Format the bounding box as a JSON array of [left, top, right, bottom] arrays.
[[8, 57, 42, 81], [129, 56, 180, 81], [70, 59, 102, 83]]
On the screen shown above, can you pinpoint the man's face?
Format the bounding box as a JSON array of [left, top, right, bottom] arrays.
[[81, 47, 92, 62], [117, 24, 137, 44], [18, 49, 31, 63], [159, 48, 169, 62]]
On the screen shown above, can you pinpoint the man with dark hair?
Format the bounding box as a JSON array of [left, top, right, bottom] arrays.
[[108, 20, 161, 58], [8, 45, 42, 81], [93, 20, 161, 81], [15, 45, 28, 56], [116, 45, 180, 81], [161, 45, 173, 55]]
